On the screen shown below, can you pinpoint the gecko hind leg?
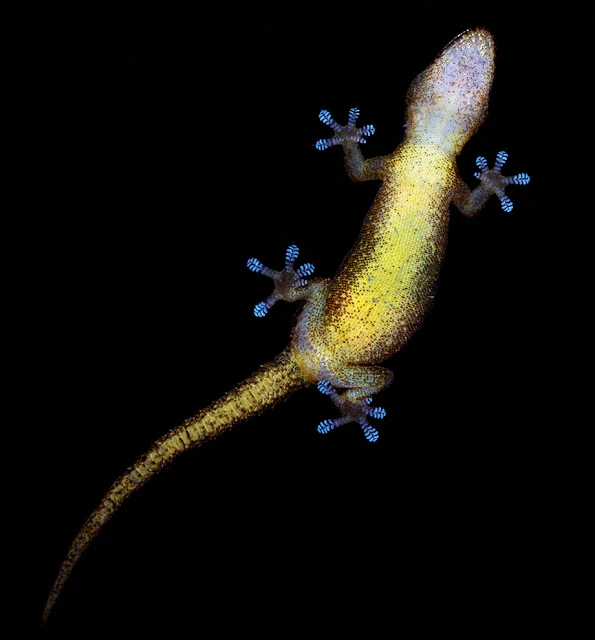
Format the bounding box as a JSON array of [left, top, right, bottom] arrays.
[[247, 245, 316, 317], [316, 365, 393, 442]]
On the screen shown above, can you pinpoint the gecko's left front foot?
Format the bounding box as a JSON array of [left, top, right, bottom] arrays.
[[316, 380, 386, 443], [474, 151, 530, 212], [315, 108, 375, 151], [247, 245, 315, 317]]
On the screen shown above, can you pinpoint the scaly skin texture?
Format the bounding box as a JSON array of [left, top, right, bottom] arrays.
[[43, 348, 307, 623], [291, 27, 499, 414], [43, 27, 529, 623]]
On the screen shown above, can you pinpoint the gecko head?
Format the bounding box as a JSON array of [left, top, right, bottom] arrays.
[[404, 27, 495, 155]]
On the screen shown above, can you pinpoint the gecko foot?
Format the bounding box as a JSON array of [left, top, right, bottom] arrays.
[[474, 151, 530, 212], [247, 245, 315, 317], [315, 107, 375, 151], [316, 380, 386, 443]]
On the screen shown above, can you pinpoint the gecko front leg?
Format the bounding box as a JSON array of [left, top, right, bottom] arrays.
[[454, 150, 530, 216], [315, 107, 387, 182]]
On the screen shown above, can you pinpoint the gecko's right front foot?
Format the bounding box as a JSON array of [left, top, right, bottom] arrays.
[[474, 151, 530, 212], [315, 108, 375, 151], [247, 245, 315, 317]]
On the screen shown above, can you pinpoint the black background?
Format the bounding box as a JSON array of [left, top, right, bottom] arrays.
[[24, 1, 582, 634]]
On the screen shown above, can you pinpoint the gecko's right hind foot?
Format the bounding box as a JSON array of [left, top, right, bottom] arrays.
[[315, 107, 375, 151], [316, 381, 386, 443], [247, 245, 315, 317]]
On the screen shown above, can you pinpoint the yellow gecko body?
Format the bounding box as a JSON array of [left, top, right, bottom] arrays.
[[43, 27, 529, 623], [302, 144, 455, 370]]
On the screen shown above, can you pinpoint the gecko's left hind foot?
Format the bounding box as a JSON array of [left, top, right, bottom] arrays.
[[247, 245, 315, 317], [315, 107, 375, 151], [474, 151, 530, 212], [316, 380, 386, 443]]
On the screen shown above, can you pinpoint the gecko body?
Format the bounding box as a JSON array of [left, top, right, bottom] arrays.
[[43, 27, 529, 622]]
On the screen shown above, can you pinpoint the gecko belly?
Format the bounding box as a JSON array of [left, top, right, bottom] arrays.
[[322, 146, 455, 364]]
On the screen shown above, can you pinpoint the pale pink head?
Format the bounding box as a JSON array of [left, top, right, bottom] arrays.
[[405, 28, 496, 155]]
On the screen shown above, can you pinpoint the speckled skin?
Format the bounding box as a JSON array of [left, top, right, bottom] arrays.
[[291, 27, 496, 401], [44, 28, 521, 623], [292, 145, 456, 384]]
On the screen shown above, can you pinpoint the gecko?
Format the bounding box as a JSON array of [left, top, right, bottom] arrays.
[[43, 26, 529, 623]]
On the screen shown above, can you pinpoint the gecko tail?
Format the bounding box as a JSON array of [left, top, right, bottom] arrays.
[[42, 346, 307, 624]]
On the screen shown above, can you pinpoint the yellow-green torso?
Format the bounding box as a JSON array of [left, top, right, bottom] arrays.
[[323, 143, 457, 364]]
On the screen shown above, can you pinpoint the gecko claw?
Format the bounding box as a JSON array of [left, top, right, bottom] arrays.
[[253, 301, 271, 317], [474, 151, 530, 213], [315, 107, 375, 151], [316, 379, 385, 442], [317, 380, 336, 396], [317, 419, 335, 434], [365, 406, 386, 420], [247, 245, 316, 316], [361, 423, 379, 443], [317, 417, 349, 435], [247, 257, 264, 274]]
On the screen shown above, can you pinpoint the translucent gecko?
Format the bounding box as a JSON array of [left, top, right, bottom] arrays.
[[43, 27, 529, 623]]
